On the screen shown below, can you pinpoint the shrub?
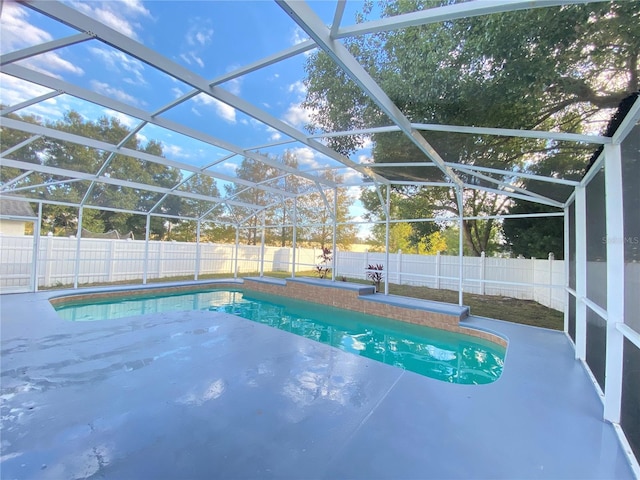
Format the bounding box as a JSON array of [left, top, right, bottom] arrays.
[[366, 264, 384, 292]]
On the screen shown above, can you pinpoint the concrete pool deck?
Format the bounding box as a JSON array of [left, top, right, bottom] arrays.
[[0, 282, 636, 479]]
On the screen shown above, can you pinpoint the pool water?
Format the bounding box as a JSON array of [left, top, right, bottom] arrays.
[[53, 289, 505, 385]]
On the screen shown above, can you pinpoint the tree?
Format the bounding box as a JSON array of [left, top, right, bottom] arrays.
[[272, 150, 306, 247], [224, 155, 279, 245], [303, 1, 639, 254], [295, 170, 358, 249], [1, 110, 183, 238], [167, 172, 225, 242], [502, 203, 564, 259]]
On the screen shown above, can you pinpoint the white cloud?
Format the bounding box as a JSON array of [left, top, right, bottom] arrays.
[[346, 185, 362, 200], [290, 147, 321, 169], [287, 80, 307, 97], [179, 18, 214, 69], [193, 93, 236, 124], [90, 80, 141, 106], [162, 143, 188, 159], [0, 74, 50, 105], [283, 102, 314, 128], [90, 47, 146, 85], [224, 77, 242, 96], [0, 4, 83, 78], [291, 26, 308, 45], [191, 107, 202, 117], [0, 74, 63, 118], [0, 4, 51, 53], [172, 87, 185, 98], [186, 20, 214, 47], [19, 52, 84, 79], [180, 52, 205, 69], [120, 0, 152, 18], [221, 162, 238, 175], [103, 109, 137, 128], [265, 126, 282, 141], [71, 1, 151, 41], [97, 8, 138, 38]]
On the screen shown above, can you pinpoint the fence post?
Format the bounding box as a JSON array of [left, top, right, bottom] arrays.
[[364, 249, 369, 280], [233, 227, 239, 278], [158, 241, 164, 279], [31, 204, 42, 292], [44, 232, 53, 287], [548, 252, 554, 308], [143, 215, 151, 285], [480, 251, 486, 295], [73, 207, 83, 289], [397, 249, 402, 285], [435, 252, 441, 289], [195, 221, 201, 281], [107, 240, 116, 283]]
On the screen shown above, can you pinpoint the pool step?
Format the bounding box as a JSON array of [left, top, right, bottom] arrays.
[[243, 276, 469, 331]]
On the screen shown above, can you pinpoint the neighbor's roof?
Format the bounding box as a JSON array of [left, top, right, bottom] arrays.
[[0, 197, 36, 218]]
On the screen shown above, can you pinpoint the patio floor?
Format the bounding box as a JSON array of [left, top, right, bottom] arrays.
[[0, 284, 635, 479]]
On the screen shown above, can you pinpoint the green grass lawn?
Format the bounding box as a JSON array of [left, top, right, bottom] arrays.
[[253, 271, 565, 331], [45, 270, 564, 331]]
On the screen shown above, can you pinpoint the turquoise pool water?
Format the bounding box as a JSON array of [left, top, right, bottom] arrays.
[[53, 289, 505, 385]]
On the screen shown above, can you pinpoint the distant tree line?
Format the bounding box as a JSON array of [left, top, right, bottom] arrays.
[[0, 110, 358, 248]]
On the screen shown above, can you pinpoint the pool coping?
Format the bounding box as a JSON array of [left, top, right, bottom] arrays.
[[242, 276, 506, 347], [44, 277, 505, 348], [47, 278, 244, 306]]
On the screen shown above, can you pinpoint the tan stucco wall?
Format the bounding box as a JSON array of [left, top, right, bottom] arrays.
[[0, 220, 27, 236]]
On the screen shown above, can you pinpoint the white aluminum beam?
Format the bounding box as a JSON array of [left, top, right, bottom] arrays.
[[462, 182, 564, 208], [21, 1, 379, 186], [603, 143, 624, 423], [2, 64, 331, 190], [9, 177, 86, 194], [335, 0, 600, 38], [0, 134, 42, 157], [575, 186, 587, 360], [147, 35, 305, 118], [0, 157, 256, 209], [0, 91, 61, 116], [1, 116, 296, 198], [80, 123, 147, 206], [612, 95, 640, 144], [453, 165, 564, 206], [0, 170, 34, 191], [330, 1, 347, 38], [412, 123, 610, 145], [311, 123, 609, 145], [0, 32, 92, 66], [446, 162, 581, 187], [278, 0, 465, 189], [208, 40, 316, 87], [564, 204, 571, 335]]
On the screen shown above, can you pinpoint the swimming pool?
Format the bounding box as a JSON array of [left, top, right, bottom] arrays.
[[52, 288, 505, 385]]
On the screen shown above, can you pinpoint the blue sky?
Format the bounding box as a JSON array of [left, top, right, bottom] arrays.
[[1, 0, 378, 231], [0, 1, 374, 167]]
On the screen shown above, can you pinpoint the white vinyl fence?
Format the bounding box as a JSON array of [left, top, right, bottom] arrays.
[[0, 234, 565, 311]]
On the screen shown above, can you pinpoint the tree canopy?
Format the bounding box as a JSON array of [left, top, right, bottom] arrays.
[[303, 0, 639, 255]]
